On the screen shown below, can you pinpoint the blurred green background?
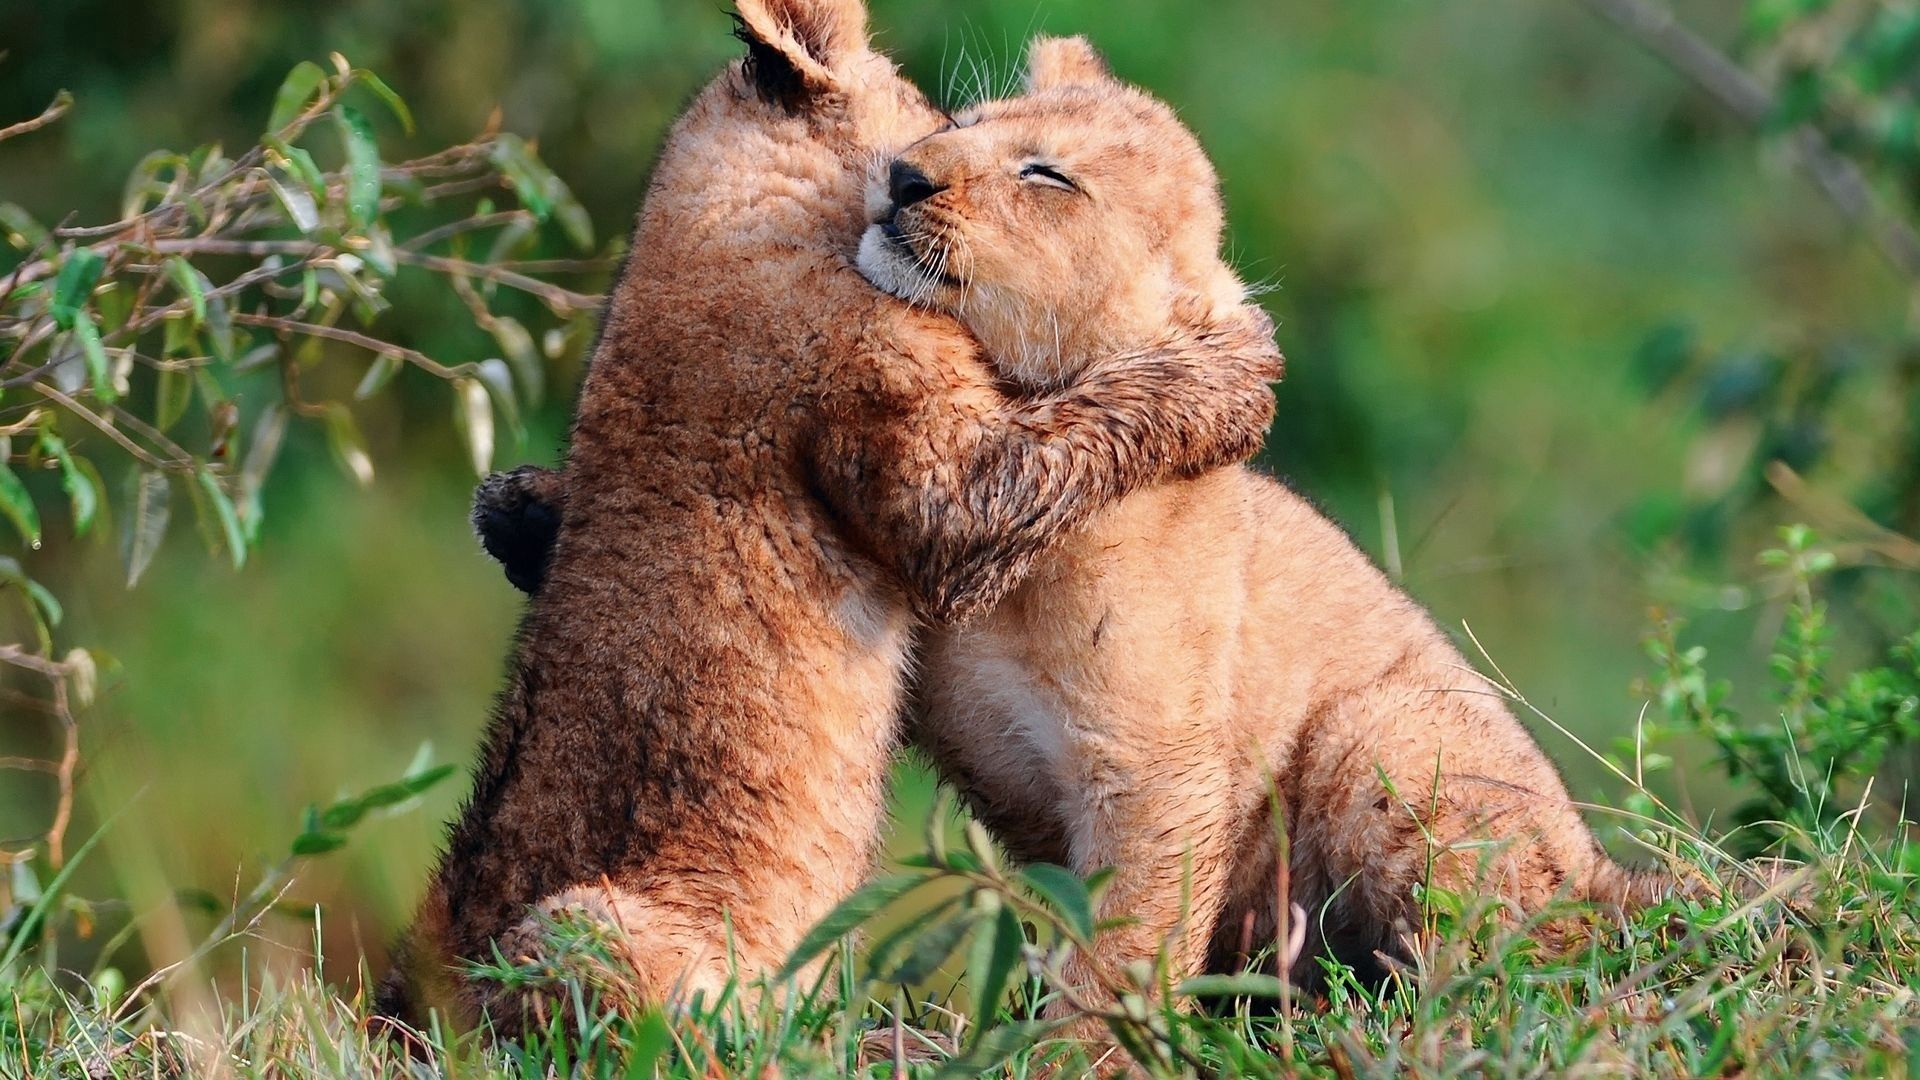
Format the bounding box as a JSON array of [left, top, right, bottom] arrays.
[[2, 0, 1911, 983]]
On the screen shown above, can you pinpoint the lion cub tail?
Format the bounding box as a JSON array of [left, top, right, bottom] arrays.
[[1578, 854, 1806, 913]]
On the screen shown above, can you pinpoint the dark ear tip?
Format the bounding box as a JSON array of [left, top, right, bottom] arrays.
[[472, 467, 562, 595]]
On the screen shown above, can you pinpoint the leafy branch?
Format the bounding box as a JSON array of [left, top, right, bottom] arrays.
[[0, 55, 605, 900]]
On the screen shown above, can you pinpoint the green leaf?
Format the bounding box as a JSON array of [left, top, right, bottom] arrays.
[[1745, 0, 1832, 38], [402, 762, 457, 794], [488, 136, 592, 249], [555, 192, 594, 252], [195, 467, 247, 570], [964, 819, 999, 874], [333, 104, 381, 229], [1859, 7, 1920, 91], [776, 873, 931, 982], [290, 831, 348, 857], [1868, 102, 1920, 166], [885, 908, 976, 986], [322, 404, 375, 487], [318, 797, 371, 831], [50, 249, 106, 330], [0, 556, 61, 633], [354, 351, 404, 400], [155, 367, 192, 432], [23, 577, 61, 628], [0, 203, 50, 249], [240, 403, 289, 503], [1175, 973, 1287, 999], [267, 173, 321, 234], [621, 1010, 674, 1080], [932, 1021, 1060, 1080], [266, 138, 326, 196], [161, 315, 194, 358], [968, 903, 1023, 1041], [119, 150, 185, 220], [452, 377, 494, 477], [864, 896, 961, 985], [120, 469, 170, 587], [268, 61, 328, 134], [1769, 67, 1824, 131], [10, 861, 41, 906], [232, 342, 279, 375], [489, 315, 545, 405], [317, 765, 452, 831], [353, 69, 415, 135], [1020, 863, 1096, 940], [71, 318, 116, 403], [490, 134, 553, 219], [0, 463, 42, 549], [355, 782, 415, 811], [37, 430, 97, 536], [361, 225, 398, 277], [474, 358, 524, 442], [163, 257, 209, 326]]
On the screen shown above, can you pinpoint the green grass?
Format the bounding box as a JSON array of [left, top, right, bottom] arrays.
[[4, 792, 1915, 1079], [6, 530, 1918, 1078]]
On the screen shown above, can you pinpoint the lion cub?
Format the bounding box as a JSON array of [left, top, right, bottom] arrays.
[[469, 35, 1667, 1003], [862, 37, 1668, 995]]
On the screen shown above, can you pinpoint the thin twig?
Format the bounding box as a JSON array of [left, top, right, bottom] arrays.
[[49, 78, 352, 243], [228, 311, 466, 380], [0, 647, 79, 866], [392, 249, 601, 314], [115, 256, 315, 342], [104, 402, 199, 471], [45, 678, 75, 868], [500, 257, 619, 275], [0, 645, 74, 679], [400, 209, 533, 252], [0, 227, 57, 311], [29, 383, 193, 473], [1766, 461, 1920, 569], [0, 91, 73, 145]]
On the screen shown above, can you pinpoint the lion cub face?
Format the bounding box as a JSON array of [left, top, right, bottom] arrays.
[[857, 36, 1248, 390]]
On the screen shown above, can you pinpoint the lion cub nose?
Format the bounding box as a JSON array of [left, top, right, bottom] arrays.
[[888, 160, 945, 210]]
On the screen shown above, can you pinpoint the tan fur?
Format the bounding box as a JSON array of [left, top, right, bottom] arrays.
[[378, 6, 1281, 1033], [872, 37, 1665, 1002]]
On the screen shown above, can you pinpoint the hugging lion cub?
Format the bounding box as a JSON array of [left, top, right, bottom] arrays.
[[474, 32, 1680, 1008], [382, 0, 1280, 1031]]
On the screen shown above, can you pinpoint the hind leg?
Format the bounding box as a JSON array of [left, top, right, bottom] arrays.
[[1277, 674, 1611, 982]]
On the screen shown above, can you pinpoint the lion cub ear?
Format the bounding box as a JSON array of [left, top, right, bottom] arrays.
[[1024, 35, 1118, 93], [733, 0, 871, 105]]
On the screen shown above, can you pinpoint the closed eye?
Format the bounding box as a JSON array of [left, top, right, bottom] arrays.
[[1020, 163, 1078, 192]]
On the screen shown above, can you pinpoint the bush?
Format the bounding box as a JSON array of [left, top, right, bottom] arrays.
[[1639, 526, 1920, 857], [0, 56, 599, 879]]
